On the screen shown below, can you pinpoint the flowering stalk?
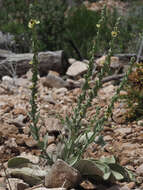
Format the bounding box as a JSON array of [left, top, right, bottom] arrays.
[[61, 8, 121, 165], [28, 11, 40, 141]]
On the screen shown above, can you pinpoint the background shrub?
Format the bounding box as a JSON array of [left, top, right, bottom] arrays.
[[0, 0, 142, 60], [0, 0, 67, 53]]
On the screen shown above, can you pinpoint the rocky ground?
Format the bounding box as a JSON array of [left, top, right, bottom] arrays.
[[0, 0, 143, 189], [0, 52, 143, 190]]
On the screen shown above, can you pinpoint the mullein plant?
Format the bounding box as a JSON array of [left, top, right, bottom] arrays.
[[28, 4, 135, 169], [28, 16, 40, 142], [59, 8, 136, 165], [28, 3, 55, 165]]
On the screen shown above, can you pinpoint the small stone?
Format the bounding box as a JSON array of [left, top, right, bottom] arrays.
[[0, 177, 6, 190], [24, 136, 37, 148], [104, 135, 113, 141], [80, 180, 96, 189], [26, 69, 33, 80], [45, 118, 63, 133], [54, 88, 68, 95], [120, 90, 128, 96], [127, 182, 135, 189], [46, 143, 57, 157], [66, 61, 88, 78], [12, 107, 27, 115], [14, 78, 30, 87], [137, 120, 143, 126], [48, 70, 60, 77], [115, 127, 132, 135], [68, 58, 76, 65], [120, 185, 130, 190], [136, 163, 143, 176], [120, 158, 129, 166], [96, 56, 120, 69], [5, 138, 18, 148], [2, 75, 14, 85], [44, 95, 56, 105], [83, 59, 89, 64], [45, 159, 81, 188], [43, 74, 68, 88], [7, 178, 29, 190]]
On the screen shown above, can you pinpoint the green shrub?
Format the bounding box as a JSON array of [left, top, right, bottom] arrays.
[[64, 5, 100, 59], [0, 0, 67, 53], [0, 0, 142, 59], [33, 0, 67, 51], [64, 5, 135, 59], [27, 2, 135, 182]]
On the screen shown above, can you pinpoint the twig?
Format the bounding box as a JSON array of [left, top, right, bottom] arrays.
[[102, 73, 125, 83], [1, 163, 12, 190], [106, 54, 143, 61]]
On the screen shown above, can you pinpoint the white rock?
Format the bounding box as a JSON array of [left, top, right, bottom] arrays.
[[68, 58, 76, 65], [2, 75, 14, 86], [137, 120, 143, 126], [96, 55, 120, 69], [66, 61, 88, 78]]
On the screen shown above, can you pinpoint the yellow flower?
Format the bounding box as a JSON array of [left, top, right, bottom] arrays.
[[96, 24, 100, 28], [29, 60, 33, 65], [29, 84, 34, 89], [28, 19, 40, 29], [111, 31, 117, 38]]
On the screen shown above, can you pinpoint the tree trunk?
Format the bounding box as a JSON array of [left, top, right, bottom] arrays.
[[0, 50, 69, 78]]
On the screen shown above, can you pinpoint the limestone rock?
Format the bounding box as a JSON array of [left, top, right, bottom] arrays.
[[66, 61, 88, 78], [96, 55, 120, 69], [45, 159, 81, 188], [68, 58, 76, 65]]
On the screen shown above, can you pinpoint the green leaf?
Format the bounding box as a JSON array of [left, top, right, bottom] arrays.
[[111, 170, 124, 180], [125, 169, 136, 181], [30, 124, 38, 140], [79, 131, 94, 144], [68, 156, 79, 166], [74, 159, 110, 178], [109, 163, 129, 181], [43, 133, 49, 150], [8, 157, 30, 168], [103, 171, 111, 180], [37, 141, 44, 149], [100, 156, 116, 164]]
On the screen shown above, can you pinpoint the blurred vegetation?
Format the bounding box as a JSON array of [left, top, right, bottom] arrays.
[[0, 0, 142, 59], [120, 61, 143, 121], [0, 0, 67, 53]]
